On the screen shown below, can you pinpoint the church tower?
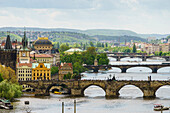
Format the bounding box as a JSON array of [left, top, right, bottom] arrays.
[[4, 34, 12, 49], [19, 31, 31, 63]]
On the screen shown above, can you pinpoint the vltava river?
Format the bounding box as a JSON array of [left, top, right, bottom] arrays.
[[2, 57, 170, 113]]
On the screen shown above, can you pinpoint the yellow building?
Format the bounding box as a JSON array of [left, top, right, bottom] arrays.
[[58, 63, 73, 80], [32, 63, 51, 80], [16, 63, 32, 90], [33, 37, 53, 53]]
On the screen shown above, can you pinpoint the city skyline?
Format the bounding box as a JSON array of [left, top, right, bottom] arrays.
[[0, 0, 170, 34]]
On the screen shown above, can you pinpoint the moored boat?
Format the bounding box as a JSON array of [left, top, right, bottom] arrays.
[[0, 98, 13, 110], [154, 104, 169, 111]]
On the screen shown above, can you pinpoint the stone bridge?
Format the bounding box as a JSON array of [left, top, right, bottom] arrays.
[[108, 55, 170, 61], [19, 80, 170, 98], [84, 64, 170, 73]]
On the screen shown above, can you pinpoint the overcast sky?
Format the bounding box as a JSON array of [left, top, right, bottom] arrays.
[[0, 0, 170, 34]]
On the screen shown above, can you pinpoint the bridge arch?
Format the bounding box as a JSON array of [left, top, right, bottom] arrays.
[[81, 84, 106, 96], [157, 66, 170, 73], [120, 57, 142, 62], [46, 83, 69, 94], [155, 85, 170, 98], [126, 66, 152, 73], [117, 84, 143, 97]]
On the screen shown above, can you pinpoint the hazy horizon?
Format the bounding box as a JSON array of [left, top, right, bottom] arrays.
[[0, 0, 170, 34]]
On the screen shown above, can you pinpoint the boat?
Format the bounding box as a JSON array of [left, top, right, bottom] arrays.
[[54, 91, 62, 94], [0, 98, 13, 110], [154, 104, 169, 111]]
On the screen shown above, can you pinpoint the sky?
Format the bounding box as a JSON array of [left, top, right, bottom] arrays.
[[0, 0, 170, 34]]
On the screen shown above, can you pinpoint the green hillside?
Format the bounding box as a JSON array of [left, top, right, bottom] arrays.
[[83, 29, 138, 36], [94, 35, 147, 42], [49, 31, 96, 43], [0, 32, 22, 41]]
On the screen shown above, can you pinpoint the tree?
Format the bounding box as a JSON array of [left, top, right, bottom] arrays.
[[83, 44, 86, 50], [159, 51, 163, 56], [51, 66, 59, 75], [90, 41, 94, 47], [0, 80, 22, 101], [0, 73, 3, 82], [60, 44, 70, 52], [132, 44, 136, 53], [63, 72, 72, 80], [105, 43, 108, 47], [57, 42, 60, 49], [167, 35, 170, 39]]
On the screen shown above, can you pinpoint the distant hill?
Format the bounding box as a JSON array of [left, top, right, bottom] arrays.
[[0, 27, 169, 42], [83, 29, 138, 36], [94, 35, 147, 42], [0, 31, 22, 41]]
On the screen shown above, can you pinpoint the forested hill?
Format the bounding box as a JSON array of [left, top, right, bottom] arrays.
[[0, 31, 22, 41], [0, 27, 169, 39], [0, 31, 146, 43], [94, 35, 147, 42], [46, 31, 96, 42]]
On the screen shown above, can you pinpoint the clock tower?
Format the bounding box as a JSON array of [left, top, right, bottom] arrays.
[[19, 31, 30, 63]]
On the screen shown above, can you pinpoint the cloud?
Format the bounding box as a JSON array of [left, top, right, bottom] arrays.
[[0, 0, 170, 34]]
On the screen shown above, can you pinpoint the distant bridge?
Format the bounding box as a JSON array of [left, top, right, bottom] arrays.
[[19, 80, 170, 98], [108, 55, 170, 61], [84, 64, 170, 73], [97, 52, 170, 61]]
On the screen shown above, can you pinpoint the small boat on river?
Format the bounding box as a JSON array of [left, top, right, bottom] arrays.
[[0, 98, 13, 110], [154, 104, 169, 111]]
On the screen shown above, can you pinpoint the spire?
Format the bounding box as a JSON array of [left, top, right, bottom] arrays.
[[4, 32, 12, 49], [22, 28, 28, 49]]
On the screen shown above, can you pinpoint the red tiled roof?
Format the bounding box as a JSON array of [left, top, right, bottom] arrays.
[[30, 54, 53, 58], [18, 63, 32, 67], [59, 63, 73, 69]]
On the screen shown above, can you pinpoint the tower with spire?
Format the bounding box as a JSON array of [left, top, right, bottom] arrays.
[[4, 32, 13, 49], [0, 32, 17, 71], [22, 31, 28, 49], [19, 30, 31, 63]]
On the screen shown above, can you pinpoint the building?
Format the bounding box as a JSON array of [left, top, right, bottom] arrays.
[[58, 63, 73, 80], [18, 31, 31, 63], [64, 48, 83, 54], [30, 54, 53, 64], [32, 63, 51, 80], [147, 37, 156, 42], [0, 34, 17, 71], [33, 37, 53, 54], [17, 63, 32, 90], [160, 43, 170, 53]]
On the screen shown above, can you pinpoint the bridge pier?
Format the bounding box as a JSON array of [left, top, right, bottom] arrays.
[[71, 88, 83, 97], [165, 57, 170, 61], [121, 68, 127, 73], [93, 68, 99, 73], [105, 88, 119, 98], [151, 68, 158, 73], [143, 89, 155, 98], [34, 89, 50, 96], [116, 56, 120, 61], [142, 56, 146, 61]]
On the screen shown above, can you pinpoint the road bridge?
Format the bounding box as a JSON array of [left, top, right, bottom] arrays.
[[84, 64, 170, 73], [19, 80, 170, 98]]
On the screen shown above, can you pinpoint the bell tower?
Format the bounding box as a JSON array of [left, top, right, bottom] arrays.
[[19, 30, 30, 63]]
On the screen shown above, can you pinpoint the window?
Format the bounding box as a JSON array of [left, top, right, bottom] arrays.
[[40, 65, 43, 68]]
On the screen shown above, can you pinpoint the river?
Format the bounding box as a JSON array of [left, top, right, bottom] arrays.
[[2, 57, 170, 113]]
